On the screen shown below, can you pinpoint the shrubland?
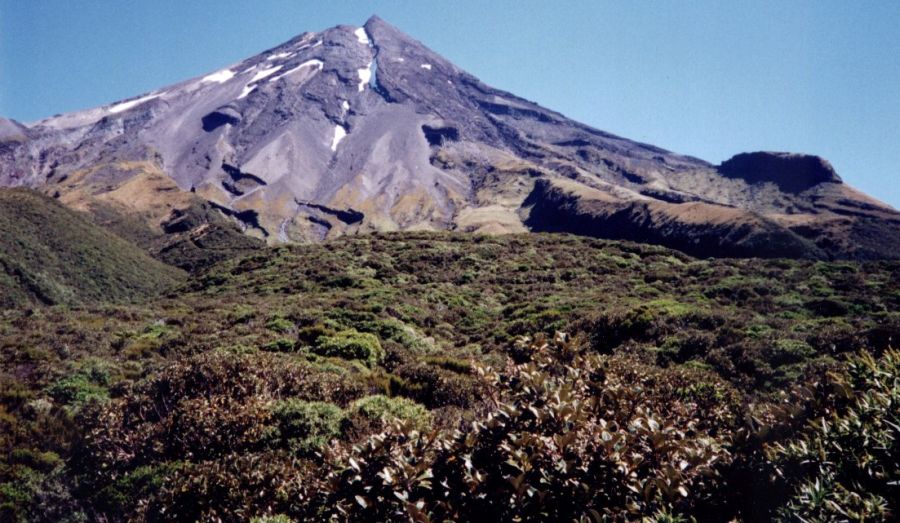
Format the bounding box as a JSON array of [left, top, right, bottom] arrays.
[[0, 232, 897, 521]]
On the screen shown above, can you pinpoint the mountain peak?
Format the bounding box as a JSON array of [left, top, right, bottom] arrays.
[[363, 14, 436, 63], [362, 14, 410, 43], [364, 14, 387, 28]]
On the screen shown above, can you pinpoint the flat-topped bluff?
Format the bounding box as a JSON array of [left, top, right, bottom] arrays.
[[718, 152, 842, 193], [1, 15, 898, 259]]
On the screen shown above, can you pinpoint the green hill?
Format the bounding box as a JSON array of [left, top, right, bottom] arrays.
[[0, 188, 184, 306]]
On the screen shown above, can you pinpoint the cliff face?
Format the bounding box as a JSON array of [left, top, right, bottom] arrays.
[[2, 16, 898, 259], [718, 152, 842, 193]]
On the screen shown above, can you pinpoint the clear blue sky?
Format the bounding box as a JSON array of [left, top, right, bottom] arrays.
[[2, 0, 898, 208]]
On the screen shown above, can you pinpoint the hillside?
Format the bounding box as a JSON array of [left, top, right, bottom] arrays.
[[0, 232, 897, 521], [0, 188, 184, 307]]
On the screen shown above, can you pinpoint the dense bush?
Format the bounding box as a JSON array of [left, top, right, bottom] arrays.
[[322, 335, 900, 522], [68, 350, 365, 519], [326, 333, 739, 521], [268, 400, 344, 454], [265, 316, 295, 334], [345, 395, 431, 434], [2, 232, 898, 520], [313, 329, 385, 366], [46, 372, 109, 408], [250, 516, 294, 523], [767, 349, 899, 520], [145, 452, 323, 522], [389, 361, 482, 408]]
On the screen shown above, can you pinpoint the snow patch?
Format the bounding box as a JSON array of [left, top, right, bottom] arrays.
[[271, 59, 323, 82], [278, 219, 290, 242], [238, 85, 256, 99], [395, 57, 405, 62], [300, 59, 324, 69], [109, 94, 160, 114], [357, 63, 372, 92], [293, 39, 322, 53], [237, 65, 284, 98], [420, 63, 432, 70], [331, 125, 347, 151], [202, 69, 235, 83], [354, 27, 371, 45], [266, 52, 293, 61], [342, 100, 350, 112], [248, 65, 283, 84]]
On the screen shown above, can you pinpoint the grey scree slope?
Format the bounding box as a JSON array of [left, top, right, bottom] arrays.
[[2, 16, 898, 259]]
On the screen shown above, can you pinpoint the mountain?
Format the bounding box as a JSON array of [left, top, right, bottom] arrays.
[[0, 188, 184, 306], [2, 16, 898, 259]]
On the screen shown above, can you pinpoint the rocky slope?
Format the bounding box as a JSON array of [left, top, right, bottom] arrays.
[[1, 16, 898, 259]]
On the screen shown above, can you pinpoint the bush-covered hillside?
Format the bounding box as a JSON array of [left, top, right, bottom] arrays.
[[0, 232, 897, 521], [0, 188, 184, 307]]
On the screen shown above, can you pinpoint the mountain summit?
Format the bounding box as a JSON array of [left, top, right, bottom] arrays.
[[2, 16, 898, 258]]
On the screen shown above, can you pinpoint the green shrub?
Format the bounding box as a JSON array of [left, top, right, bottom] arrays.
[[9, 449, 61, 472], [219, 344, 257, 355], [423, 355, 473, 374], [269, 400, 344, 454], [347, 395, 430, 432], [358, 318, 426, 351], [297, 323, 336, 345], [314, 330, 384, 366], [228, 305, 256, 325], [46, 371, 109, 407], [0, 465, 86, 523], [94, 464, 178, 517], [0, 470, 37, 511], [770, 339, 815, 365], [138, 322, 172, 340], [0, 378, 34, 409], [262, 338, 295, 352], [265, 316, 294, 334]]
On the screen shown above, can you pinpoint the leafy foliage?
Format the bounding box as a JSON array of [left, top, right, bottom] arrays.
[[767, 349, 900, 520], [326, 333, 738, 521]]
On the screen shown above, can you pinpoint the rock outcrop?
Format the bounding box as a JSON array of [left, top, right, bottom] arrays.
[[718, 152, 842, 193]]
